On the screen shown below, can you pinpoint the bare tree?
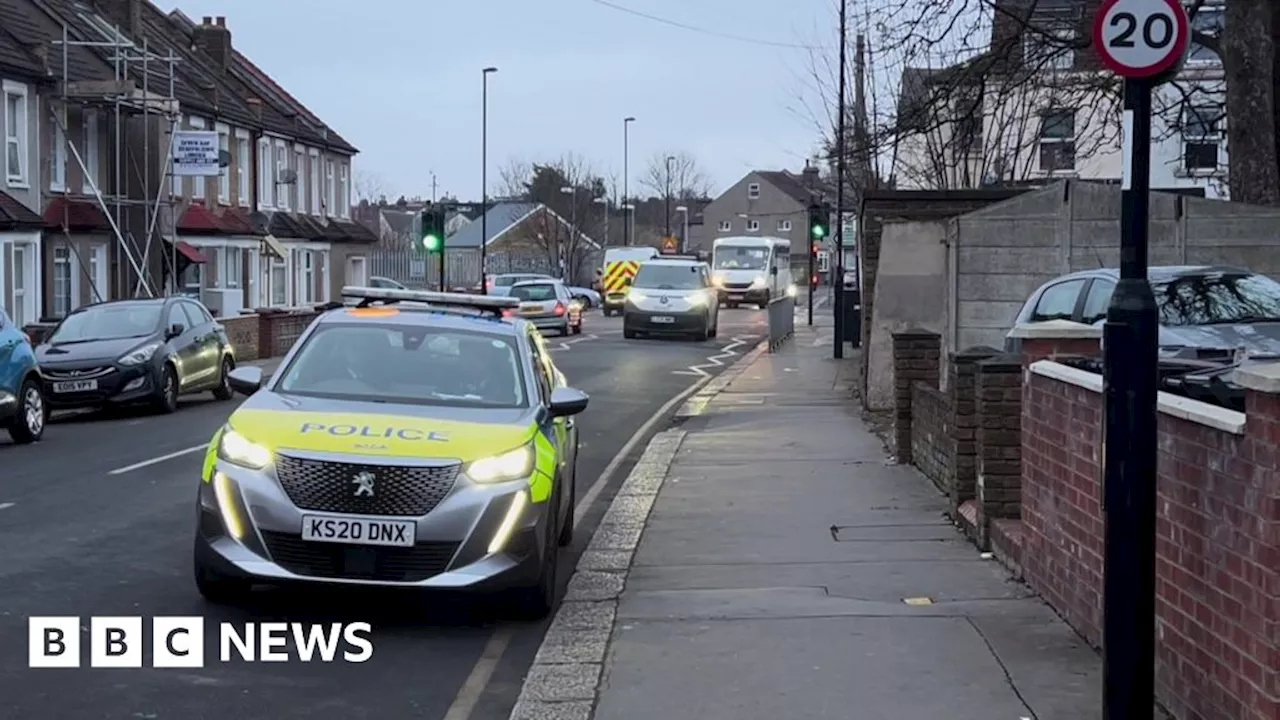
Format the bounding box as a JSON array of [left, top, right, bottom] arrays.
[[496, 154, 608, 282], [355, 170, 390, 203], [638, 151, 714, 200]]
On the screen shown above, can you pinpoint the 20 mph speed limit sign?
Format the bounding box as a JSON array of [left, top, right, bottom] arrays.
[[1093, 0, 1189, 79]]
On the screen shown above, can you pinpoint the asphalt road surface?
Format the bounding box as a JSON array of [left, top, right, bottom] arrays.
[[0, 306, 768, 720]]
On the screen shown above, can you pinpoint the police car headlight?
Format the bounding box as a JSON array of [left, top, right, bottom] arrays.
[[750, 276, 767, 289], [467, 444, 533, 483], [218, 427, 272, 470], [118, 342, 161, 366]]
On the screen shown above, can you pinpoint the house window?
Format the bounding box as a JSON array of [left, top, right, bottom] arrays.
[[777, 219, 792, 232], [339, 164, 349, 218], [747, 183, 760, 199], [89, 244, 107, 302], [50, 111, 66, 191], [295, 149, 306, 213], [5, 83, 28, 185], [1038, 109, 1076, 172], [309, 152, 320, 214], [222, 247, 243, 288], [84, 111, 100, 190], [275, 143, 289, 210], [325, 160, 335, 216], [217, 126, 230, 203], [258, 138, 272, 208], [347, 255, 368, 286], [53, 246, 73, 317], [236, 135, 250, 206], [181, 260, 203, 295], [270, 254, 287, 306], [1024, 27, 1075, 70], [1188, 3, 1223, 64], [1183, 105, 1221, 172], [11, 244, 27, 324], [298, 250, 315, 304], [718, 220, 731, 232], [746, 220, 760, 232]]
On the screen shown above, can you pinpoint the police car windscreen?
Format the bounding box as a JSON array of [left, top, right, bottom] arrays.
[[633, 265, 702, 290], [276, 324, 528, 408], [509, 284, 557, 301], [713, 247, 767, 270]]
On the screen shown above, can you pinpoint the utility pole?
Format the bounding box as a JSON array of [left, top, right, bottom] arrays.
[[832, 0, 847, 360], [664, 155, 674, 239], [623, 117, 635, 246], [431, 172, 437, 203]]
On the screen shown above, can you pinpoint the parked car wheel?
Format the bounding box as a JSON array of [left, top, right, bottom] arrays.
[[7, 377, 46, 444], [213, 358, 235, 401], [155, 364, 180, 414]]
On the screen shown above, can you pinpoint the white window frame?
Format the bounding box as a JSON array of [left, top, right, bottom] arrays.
[[309, 149, 320, 215], [339, 163, 350, 218], [50, 108, 66, 192], [181, 259, 203, 295], [4, 81, 29, 186], [1037, 108, 1076, 173], [1182, 104, 1222, 174], [717, 220, 731, 232], [10, 243, 29, 325], [270, 252, 288, 307], [235, 130, 250, 207], [52, 244, 79, 318], [275, 140, 290, 211], [298, 250, 315, 304], [88, 244, 107, 302], [1023, 27, 1075, 71], [221, 247, 244, 289], [1187, 3, 1223, 65], [257, 137, 272, 209], [84, 111, 100, 192], [746, 183, 760, 199], [347, 255, 368, 286], [294, 146, 307, 214], [746, 220, 760, 232], [216, 123, 230, 204], [777, 219, 792, 232], [325, 159, 335, 217]]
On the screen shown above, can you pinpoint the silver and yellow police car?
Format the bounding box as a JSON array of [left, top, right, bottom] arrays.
[[193, 286, 589, 618]]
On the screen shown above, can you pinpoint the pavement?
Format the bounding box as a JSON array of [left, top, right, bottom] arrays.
[[0, 306, 773, 720], [509, 310, 1103, 720]]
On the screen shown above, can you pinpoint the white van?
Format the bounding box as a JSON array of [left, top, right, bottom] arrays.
[[710, 236, 792, 308]]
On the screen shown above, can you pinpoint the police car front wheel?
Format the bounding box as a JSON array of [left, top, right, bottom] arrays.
[[506, 486, 563, 620]]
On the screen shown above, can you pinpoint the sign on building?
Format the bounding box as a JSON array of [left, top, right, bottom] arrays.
[[171, 131, 221, 176]]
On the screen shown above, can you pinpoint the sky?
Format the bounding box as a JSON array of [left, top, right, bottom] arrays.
[[169, 0, 844, 202]]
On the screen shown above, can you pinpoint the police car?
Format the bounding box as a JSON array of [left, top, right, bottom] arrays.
[[193, 287, 589, 618]]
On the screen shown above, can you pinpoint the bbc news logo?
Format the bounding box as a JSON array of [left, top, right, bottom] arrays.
[[28, 617, 374, 668]]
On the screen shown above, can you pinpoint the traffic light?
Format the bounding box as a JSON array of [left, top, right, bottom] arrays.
[[419, 205, 446, 254], [807, 204, 828, 240]]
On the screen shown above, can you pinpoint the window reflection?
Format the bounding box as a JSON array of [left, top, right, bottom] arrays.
[[1153, 272, 1280, 326]]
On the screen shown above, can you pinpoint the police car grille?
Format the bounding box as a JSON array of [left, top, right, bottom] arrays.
[[274, 455, 460, 516], [260, 532, 459, 582]]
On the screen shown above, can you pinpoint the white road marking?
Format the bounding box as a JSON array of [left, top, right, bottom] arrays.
[[0, 503, 15, 510], [673, 336, 752, 378], [444, 349, 725, 720], [549, 334, 598, 352], [107, 444, 206, 475]]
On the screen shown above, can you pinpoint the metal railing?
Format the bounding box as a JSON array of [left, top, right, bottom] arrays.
[[767, 294, 795, 351]]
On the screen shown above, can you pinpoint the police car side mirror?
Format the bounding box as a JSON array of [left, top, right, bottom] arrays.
[[227, 366, 264, 397], [549, 387, 589, 417]]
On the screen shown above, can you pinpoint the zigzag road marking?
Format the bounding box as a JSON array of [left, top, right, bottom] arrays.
[[672, 335, 754, 377], [548, 334, 598, 352]]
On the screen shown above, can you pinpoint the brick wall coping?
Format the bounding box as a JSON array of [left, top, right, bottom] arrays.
[[1008, 319, 1102, 339], [1030, 359, 1246, 434], [1233, 361, 1280, 394]]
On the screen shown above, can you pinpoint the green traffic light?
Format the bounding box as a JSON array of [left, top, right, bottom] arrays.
[[424, 234, 441, 251], [811, 225, 826, 238]]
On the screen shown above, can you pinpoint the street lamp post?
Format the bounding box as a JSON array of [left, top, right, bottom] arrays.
[[480, 66, 497, 293], [664, 155, 675, 239], [675, 205, 688, 254], [559, 186, 577, 281], [623, 116, 635, 246]]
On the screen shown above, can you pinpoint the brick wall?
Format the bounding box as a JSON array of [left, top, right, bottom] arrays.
[[910, 382, 952, 492], [1021, 361, 1280, 720], [891, 330, 941, 463], [220, 314, 259, 362], [973, 356, 1022, 549], [256, 308, 320, 358], [949, 348, 1000, 508]]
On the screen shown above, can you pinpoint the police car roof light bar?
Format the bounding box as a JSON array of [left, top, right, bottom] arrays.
[[340, 286, 520, 314]]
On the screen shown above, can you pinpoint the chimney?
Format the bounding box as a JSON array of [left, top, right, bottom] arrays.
[[246, 97, 262, 119], [192, 15, 233, 72], [101, 0, 142, 39]]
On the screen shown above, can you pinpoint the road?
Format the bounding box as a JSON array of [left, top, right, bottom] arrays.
[[0, 307, 769, 720]]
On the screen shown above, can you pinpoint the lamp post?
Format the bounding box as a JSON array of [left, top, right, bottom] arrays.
[[664, 155, 675, 239], [623, 116, 635, 246], [675, 204, 688, 254], [559, 185, 576, 281], [480, 66, 497, 293]]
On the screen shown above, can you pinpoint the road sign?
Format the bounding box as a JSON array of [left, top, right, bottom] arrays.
[[1093, 0, 1189, 79], [660, 236, 679, 254]]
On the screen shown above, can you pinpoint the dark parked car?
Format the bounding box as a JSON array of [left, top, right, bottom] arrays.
[[1005, 266, 1280, 360], [0, 307, 45, 443], [37, 297, 238, 413]]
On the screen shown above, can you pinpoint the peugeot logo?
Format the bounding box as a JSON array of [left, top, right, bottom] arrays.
[[352, 471, 376, 497]]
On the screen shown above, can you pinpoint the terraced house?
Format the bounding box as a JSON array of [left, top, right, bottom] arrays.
[[0, 0, 374, 328]]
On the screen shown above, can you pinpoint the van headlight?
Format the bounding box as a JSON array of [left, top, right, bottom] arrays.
[[467, 444, 534, 483], [750, 276, 767, 289], [217, 427, 272, 470], [627, 290, 648, 303], [711, 275, 725, 288], [686, 291, 708, 307]]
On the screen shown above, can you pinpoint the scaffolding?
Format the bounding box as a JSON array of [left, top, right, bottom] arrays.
[[51, 18, 182, 306]]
